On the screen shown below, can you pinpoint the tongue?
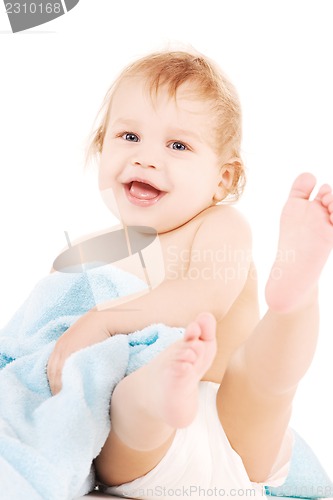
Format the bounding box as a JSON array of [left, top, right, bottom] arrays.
[[130, 181, 160, 200]]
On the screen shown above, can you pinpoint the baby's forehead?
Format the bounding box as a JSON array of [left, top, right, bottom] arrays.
[[107, 77, 217, 152], [112, 76, 214, 116]]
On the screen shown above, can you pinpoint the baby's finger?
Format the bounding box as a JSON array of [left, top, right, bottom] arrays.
[[47, 356, 63, 395], [49, 371, 62, 395]]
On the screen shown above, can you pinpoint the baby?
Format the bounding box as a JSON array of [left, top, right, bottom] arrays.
[[47, 51, 333, 499]]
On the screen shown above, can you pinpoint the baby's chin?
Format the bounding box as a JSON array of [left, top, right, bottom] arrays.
[[118, 215, 173, 235], [98, 193, 176, 234]]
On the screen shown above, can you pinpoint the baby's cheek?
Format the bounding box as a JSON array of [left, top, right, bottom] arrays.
[[100, 187, 122, 220]]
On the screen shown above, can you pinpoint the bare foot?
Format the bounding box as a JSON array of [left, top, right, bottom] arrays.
[[265, 173, 333, 313], [109, 313, 216, 452], [129, 312, 217, 431], [153, 312, 217, 428]]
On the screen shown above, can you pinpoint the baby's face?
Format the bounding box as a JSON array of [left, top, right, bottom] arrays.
[[99, 77, 225, 233]]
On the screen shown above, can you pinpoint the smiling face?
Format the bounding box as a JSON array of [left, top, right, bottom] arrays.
[[98, 77, 231, 233]]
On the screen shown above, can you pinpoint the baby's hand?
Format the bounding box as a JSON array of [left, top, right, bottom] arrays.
[[47, 310, 111, 395]]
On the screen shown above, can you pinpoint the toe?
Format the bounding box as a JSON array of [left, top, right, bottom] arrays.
[[195, 312, 216, 341], [320, 191, 333, 207], [177, 346, 197, 364], [289, 173, 317, 200], [328, 201, 333, 214], [183, 321, 201, 342], [315, 184, 332, 203]]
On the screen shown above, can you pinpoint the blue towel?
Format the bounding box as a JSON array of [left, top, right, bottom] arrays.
[[265, 431, 333, 498], [0, 264, 332, 499], [0, 265, 183, 499]]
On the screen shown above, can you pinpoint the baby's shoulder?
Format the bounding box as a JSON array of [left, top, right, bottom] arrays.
[[197, 204, 252, 239], [205, 203, 248, 220]]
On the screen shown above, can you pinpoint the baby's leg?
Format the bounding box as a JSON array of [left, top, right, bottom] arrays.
[[246, 173, 333, 392], [217, 173, 333, 482], [266, 172, 333, 313], [95, 313, 216, 486]]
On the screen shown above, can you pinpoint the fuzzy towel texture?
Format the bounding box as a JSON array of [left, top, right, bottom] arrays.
[[0, 265, 332, 499]]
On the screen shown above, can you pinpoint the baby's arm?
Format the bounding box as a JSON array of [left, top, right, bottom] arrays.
[[47, 207, 252, 394], [99, 209, 252, 333]]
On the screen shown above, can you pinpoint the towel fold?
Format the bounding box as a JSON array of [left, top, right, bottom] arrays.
[[0, 265, 184, 499], [0, 264, 332, 499]]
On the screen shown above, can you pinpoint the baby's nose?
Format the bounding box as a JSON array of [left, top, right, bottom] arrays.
[[131, 147, 163, 170], [132, 159, 157, 169]]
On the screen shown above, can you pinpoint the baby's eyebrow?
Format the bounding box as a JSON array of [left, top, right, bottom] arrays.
[[167, 127, 202, 143], [110, 118, 140, 129]]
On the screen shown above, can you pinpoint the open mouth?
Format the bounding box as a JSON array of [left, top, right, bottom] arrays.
[[123, 180, 166, 206]]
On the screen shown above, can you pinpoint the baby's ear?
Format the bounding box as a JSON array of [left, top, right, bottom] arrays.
[[213, 159, 240, 202]]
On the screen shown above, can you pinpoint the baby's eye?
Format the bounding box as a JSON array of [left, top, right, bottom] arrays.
[[169, 141, 188, 151], [122, 132, 139, 142]]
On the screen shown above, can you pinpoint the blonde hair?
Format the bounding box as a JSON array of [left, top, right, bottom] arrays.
[[86, 50, 245, 201]]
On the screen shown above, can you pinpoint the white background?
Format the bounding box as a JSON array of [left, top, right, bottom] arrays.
[[0, 0, 332, 480]]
